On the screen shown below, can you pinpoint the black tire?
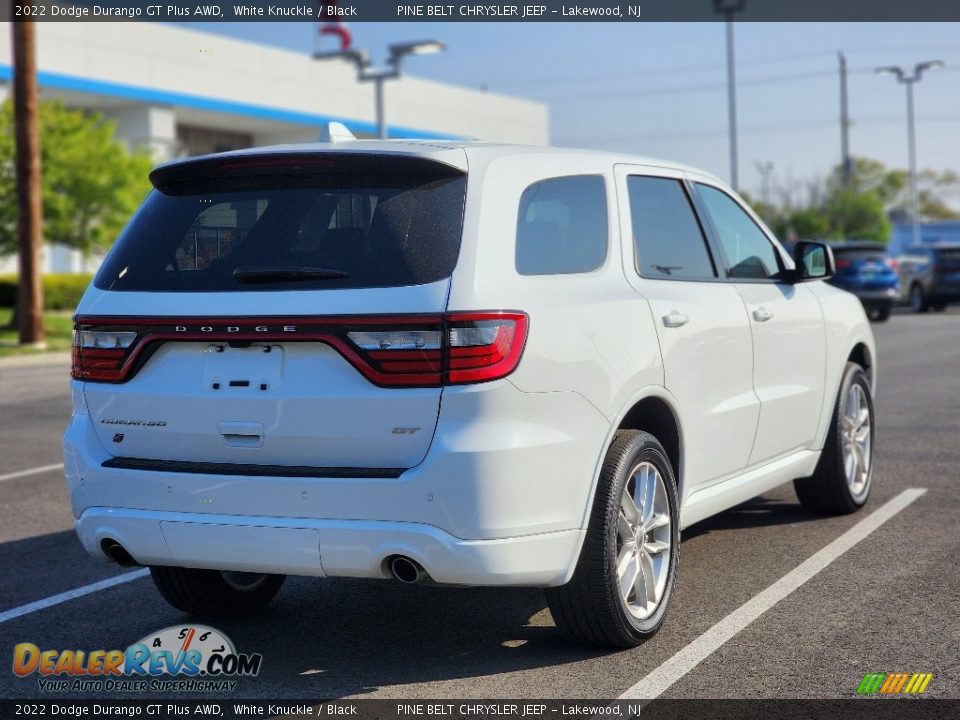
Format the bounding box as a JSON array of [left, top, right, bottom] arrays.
[[910, 283, 929, 313], [872, 304, 891, 322], [794, 362, 874, 515], [150, 566, 285, 617], [546, 430, 680, 648]]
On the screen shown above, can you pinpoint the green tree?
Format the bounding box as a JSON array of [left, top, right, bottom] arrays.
[[824, 188, 890, 243], [0, 100, 152, 257]]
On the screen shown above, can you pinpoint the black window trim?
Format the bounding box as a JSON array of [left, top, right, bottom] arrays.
[[626, 173, 722, 284], [689, 180, 792, 285]]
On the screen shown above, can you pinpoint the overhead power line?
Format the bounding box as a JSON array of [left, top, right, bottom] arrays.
[[555, 114, 960, 146]]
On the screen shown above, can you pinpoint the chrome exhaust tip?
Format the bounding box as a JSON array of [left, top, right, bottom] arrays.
[[389, 555, 426, 584], [100, 539, 138, 567]]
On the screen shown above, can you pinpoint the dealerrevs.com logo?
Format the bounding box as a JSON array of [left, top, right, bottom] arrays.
[[13, 625, 262, 693], [857, 672, 934, 695]]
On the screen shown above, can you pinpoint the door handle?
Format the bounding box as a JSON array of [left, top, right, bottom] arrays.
[[752, 307, 774, 322], [662, 310, 689, 328]]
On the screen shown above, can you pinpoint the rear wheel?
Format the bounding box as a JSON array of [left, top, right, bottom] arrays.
[[910, 284, 929, 313], [150, 566, 285, 616], [794, 362, 874, 515], [546, 430, 679, 647]]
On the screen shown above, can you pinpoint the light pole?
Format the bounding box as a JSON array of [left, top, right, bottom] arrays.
[[714, 0, 745, 191], [314, 40, 446, 140], [875, 60, 944, 245]]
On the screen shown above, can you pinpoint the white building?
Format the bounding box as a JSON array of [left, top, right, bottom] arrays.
[[0, 22, 549, 273]]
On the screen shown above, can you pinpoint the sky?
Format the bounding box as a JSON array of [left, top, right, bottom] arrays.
[[188, 21, 960, 203]]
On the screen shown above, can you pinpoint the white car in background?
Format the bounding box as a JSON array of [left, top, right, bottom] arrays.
[[64, 136, 876, 647]]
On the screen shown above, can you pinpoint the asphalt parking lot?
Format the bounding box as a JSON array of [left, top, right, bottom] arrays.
[[1, 308, 957, 701]]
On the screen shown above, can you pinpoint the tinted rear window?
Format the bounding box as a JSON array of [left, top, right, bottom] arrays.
[[936, 248, 960, 261], [515, 175, 608, 275], [95, 155, 467, 292], [833, 248, 888, 262]]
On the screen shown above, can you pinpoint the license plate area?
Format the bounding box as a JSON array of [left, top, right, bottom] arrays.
[[201, 344, 284, 392]]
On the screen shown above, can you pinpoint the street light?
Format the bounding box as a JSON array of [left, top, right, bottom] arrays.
[[875, 60, 944, 245], [314, 40, 446, 140], [714, 0, 745, 191]]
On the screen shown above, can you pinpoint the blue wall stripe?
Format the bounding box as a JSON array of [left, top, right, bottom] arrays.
[[0, 64, 463, 141]]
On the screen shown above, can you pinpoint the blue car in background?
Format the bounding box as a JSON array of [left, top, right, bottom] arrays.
[[827, 242, 901, 322]]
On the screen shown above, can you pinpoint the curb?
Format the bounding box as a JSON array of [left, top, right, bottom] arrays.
[[0, 351, 72, 369]]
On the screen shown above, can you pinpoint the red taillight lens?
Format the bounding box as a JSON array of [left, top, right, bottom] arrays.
[[886, 258, 898, 271], [446, 312, 527, 385], [72, 329, 139, 381], [72, 312, 529, 388], [835, 259, 852, 269], [342, 312, 528, 386]]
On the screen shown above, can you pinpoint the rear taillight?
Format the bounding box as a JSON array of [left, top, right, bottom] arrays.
[[835, 259, 852, 269], [72, 329, 140, 382], [71, 312, 528, 388], [886, 258, 898, 271], [445, 313, 527, 384]]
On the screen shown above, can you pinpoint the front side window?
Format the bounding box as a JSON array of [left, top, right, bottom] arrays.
[[627, 176, 716, 280], [515, 175, 607, 275], [696, 184, 783, 280]]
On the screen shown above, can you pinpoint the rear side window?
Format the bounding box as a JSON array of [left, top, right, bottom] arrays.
[[95, 155, 467, 292], [515, 175, 607, 275], [627, 176, 716, 280]]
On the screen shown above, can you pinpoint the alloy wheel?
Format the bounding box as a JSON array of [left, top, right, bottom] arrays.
[[616, 461, 672, 620]]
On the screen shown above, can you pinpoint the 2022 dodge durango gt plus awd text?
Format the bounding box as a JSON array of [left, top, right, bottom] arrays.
[[64, 136, 877, 648]]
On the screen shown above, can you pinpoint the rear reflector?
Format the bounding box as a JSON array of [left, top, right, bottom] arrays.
[[72, 312, 528, 388]]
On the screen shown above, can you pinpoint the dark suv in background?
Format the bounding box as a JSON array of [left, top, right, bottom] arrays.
[[827, 242, 901, 321], [897, 243, 960, 312]]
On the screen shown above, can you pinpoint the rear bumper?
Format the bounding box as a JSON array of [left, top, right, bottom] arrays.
[[849, 288, 900, 303], [64, 379, 609, 586], [74, 507, 583, 587]]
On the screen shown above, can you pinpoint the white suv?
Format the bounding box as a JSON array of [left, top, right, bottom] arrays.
[[64, 138, 876, 647]]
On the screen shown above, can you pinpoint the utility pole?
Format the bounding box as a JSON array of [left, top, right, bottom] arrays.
[[838, 52, 852, 186], [724, 17, 739, 191], [12, 18, 44, 346], [714, 0, 745, 191], [755, 161, 774, 206]]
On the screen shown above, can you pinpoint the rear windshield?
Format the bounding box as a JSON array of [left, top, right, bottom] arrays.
[[95, 155, 467, 292], [833, 248, 888, 263], [935, 248, 960, 261]]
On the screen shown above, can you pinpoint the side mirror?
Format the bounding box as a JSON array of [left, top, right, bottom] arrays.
[[792, 241, 834, 281]]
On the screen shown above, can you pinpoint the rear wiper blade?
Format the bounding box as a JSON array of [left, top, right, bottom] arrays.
[[233, 266, 349, 284]]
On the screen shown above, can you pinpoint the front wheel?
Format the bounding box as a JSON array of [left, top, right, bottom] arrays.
[[794, 362, 874, 515], [546, 430, 679, 647], [150, 566, 285, 617], [866, 303, 891, 322], [910, 284, 929, 313]]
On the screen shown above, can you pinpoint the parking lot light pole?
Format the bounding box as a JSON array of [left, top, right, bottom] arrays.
[[314, 40, 446, 139], [875, 61, 944, 246], [714, 0, 745, 191]]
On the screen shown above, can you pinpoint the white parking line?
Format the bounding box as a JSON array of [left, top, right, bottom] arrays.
[[0, 569, 149, 625], [620, 487, 927, 700], [0, 462, 64, 484]]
